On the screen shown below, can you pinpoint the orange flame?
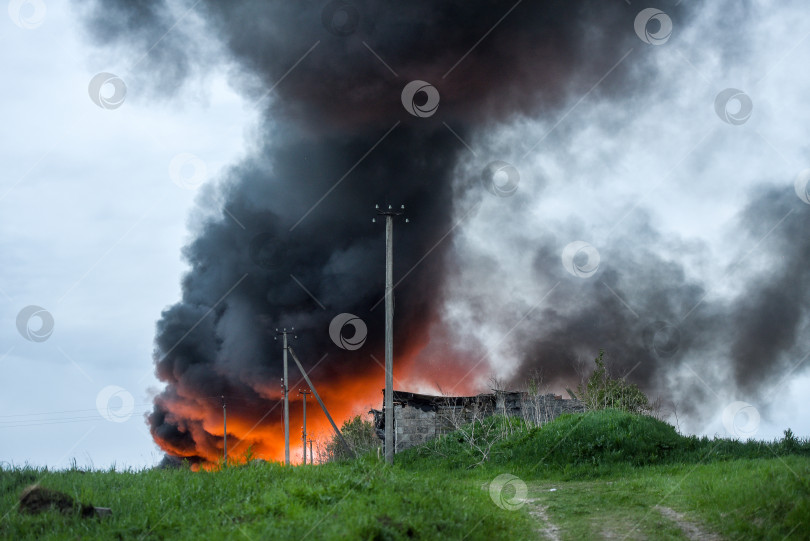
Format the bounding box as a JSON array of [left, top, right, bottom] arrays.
[[151, 338, 485, 465]]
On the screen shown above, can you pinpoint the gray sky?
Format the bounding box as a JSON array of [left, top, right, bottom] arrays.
[[1, 0, 809, 469]]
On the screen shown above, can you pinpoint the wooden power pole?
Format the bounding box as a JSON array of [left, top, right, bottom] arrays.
[[276, 328, 295, 465], [373, 204, 406, 464], [221, 395, 227, 465], [299, 389, 310, 464]]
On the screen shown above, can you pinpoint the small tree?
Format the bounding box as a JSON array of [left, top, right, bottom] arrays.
[[241, 444, 256, 465], [325, 414, 380, 461], [575, 350, 650, 414]]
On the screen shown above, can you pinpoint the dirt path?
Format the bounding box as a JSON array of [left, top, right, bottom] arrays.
[[523, 497, 561, 541], [654, 505, 723, 541], [520, 484, 724, 540]]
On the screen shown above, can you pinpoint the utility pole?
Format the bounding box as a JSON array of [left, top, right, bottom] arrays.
[[308, 439, 314, 464], [287, 346, 354, 457], [275, 327, 295, 466], [221, 395, 227, 465], [373, 204, 407, 464], [299, 389, 310, 464]]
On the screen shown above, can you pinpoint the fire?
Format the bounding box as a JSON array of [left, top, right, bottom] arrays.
[[150, 339, 483, 466]]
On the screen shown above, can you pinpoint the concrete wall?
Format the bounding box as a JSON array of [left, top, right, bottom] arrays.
[[393, 402, 437, 451], [380, 391, 584, 453]]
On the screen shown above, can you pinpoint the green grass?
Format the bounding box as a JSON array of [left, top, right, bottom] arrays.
[[524, 456, 810, 540], [0, 457, 534, 540], [396, 409, 810, 539], [398, 409, 810, 477], [2, 409, 808, 540]]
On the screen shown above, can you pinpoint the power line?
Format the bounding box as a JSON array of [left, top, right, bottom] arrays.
[[0, 403, 153, 419], [0, 410, 153, 428], [0, 394, 285, 422]]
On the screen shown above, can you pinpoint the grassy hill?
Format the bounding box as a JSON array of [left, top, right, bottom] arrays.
[[398, 410, 810, 538], [398, 409, 809, 474], [2, 410, 808, 540]]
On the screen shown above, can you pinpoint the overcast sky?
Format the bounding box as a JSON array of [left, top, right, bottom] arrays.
[[1, 2, 254, 468], [2, 0, 809, 469]]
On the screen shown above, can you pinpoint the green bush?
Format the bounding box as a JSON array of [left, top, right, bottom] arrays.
[[575, 350, 650, 414], [325, 414, 380, 462], [502, 409, 681, 471]]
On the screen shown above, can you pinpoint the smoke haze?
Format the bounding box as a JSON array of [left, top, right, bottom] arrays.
[[75, 0, 810, 462]]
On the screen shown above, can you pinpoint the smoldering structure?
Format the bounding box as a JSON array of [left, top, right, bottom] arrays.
[[77, 0, 808, 462]]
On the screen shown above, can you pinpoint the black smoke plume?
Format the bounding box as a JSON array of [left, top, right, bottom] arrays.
[[76, 0, 809, 459]]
